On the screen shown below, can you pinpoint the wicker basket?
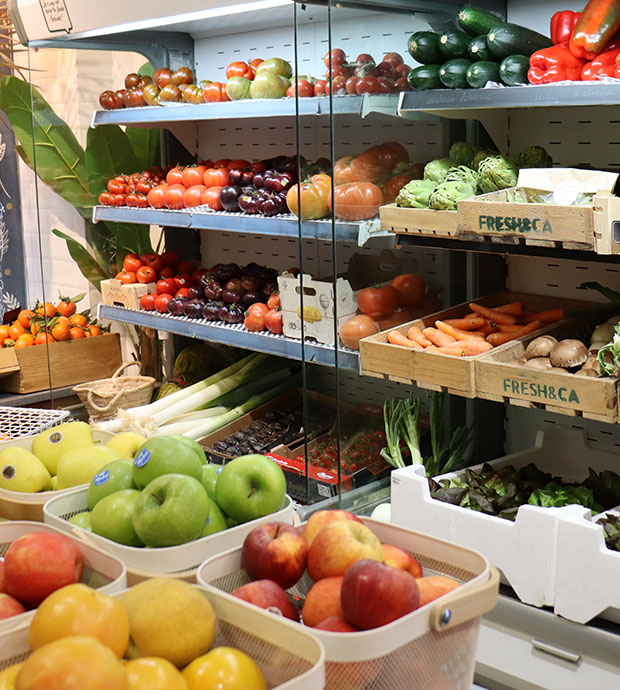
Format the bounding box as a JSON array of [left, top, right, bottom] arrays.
[[73, 362, 155, 422]]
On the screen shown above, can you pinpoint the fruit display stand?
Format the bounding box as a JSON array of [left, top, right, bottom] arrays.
[[43, 491, 295, 584], [0, 521, 127, 633], [197, 517, 498, 690], [0, 430, 113, 521], [0, 407, 69, 441], [0, 584, 326, 690]]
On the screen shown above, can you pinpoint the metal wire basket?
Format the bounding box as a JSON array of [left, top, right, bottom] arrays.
[[0, 406, 69, 440]]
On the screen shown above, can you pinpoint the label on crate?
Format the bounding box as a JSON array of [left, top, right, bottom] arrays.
[[93, 470, 110, 486], [478, 215, 553, 235], [503, 378, 580, 403], [134, 449, 151, 468]]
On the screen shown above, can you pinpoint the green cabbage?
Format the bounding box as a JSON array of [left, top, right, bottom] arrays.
[[516, 145, 553, 169], [449, 141, 480, 168], [396, 179, 436, 208], [477, 155, 518, 193], [423, 158, 456, 184], [428, 180, 476, 210]]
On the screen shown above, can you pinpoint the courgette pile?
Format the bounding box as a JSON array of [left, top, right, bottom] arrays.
[[408, 6, 551, 90]]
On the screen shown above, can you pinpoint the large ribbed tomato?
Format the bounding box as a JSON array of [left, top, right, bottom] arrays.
[[329, 182, 384, 221], [333, 153, 383, 185], [286, 174, 331, 220]]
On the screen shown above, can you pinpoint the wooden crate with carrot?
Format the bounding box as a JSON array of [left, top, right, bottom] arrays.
[[359, 291, 592, 398]]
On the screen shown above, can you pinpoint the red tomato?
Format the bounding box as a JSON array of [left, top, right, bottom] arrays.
[[390, 274, 427, 306], [383, 141, 409, 163], [98, 192, 113, 206], [244, 303, 269, 331], [227, 159, 251, 170], [139, 293, 156, 311], [395, 63, 412, 77], [183, 184, 208, 208], [267, 293, 280, 310], [174, 287, 190, 299], [383, 172, 416, 204], [154, 68, 172, 87], [326, 76, 347, 95], [110, 194, 126, 207], [107, 178, 127, 194], [135, 194, 149, 208], [203, 82, 229, 102], [136, 265, 156, 284], [156, 278, 177, 295], [357, 285, 398, 319], [287, 79, 314, 98], [125, 192, 138, 207], [147, 184, 167, 209], [178, 260, 200, 274], [377, 61, 395, 79], [324, 48, 347, 68], [329, 181, 384, 221], [213, 158, 231, 168], [181, 165, 207, 188], [355, 76, 380, 94], [364, 144, 399, 169], [166, 167, 185, 186], [154, 293, 173, 313], [356, 53, 374, 64], [140, 253, 165, 273], [204, 167, 230, 188], [226, 61, 252, 79], [325, 65, 351, 79], [160, 250, 180, 268], [313, 80, 328, 96], [383, 52, 404, 67], [174, 274, 193, 290], [117, 271, 136, 285], [394, 77, 411, 92], [377, 77, 395, 93], [158, 267, 175, 279], [345, 76, 360, 94], [250, 161, 266, 174], [123, 254, 142, 273], [264, 308, 283, 334], [249, 59, 264, 78], [202, 186, 223, 211], [164, 184, 186, 209]]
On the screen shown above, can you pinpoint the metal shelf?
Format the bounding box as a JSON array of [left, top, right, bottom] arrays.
[[92, 205, 380, 242], [98, 305, 360, 370], [0, 386, 78, 409]]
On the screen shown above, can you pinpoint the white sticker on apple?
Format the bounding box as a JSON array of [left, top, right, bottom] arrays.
[[93, 470, 110, 486], [266, 606, 284, 616], [49, 431, 63, 444], [134, 449, 151, 468]]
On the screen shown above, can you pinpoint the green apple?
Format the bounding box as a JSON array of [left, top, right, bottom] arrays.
[[132, 474, 209, 547], [56, 446, 124, 490], [132, 436, 203, 490], [68, 511, 92, 531], [31, 421, 93, 475], [50, 475, 57, 490], [0, 446, 51, 492], [105, 432, 146, 459], [200, 463, 223, 501], [91, 489, 144, 547], [87, 459, 135, 510], [215, 454, 286, 523], [166, 435, 207, 465], [201, 498, 228, 537]]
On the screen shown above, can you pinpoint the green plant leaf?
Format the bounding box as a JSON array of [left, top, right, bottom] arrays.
[[85, 219, 115, 270], [52, 228, 109, 291], [0, 75, 92, 217], [126, 127, 161, 171], [85, 125, 140, 198], [104, 221, 153, 265], [139, 62, 155, 79]]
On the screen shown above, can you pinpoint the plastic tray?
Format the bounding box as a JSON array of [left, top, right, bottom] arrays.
[[0, 520, 126, 633], [0, 584, 325, 690], [43, 490, 295, 575], [0, 430, 113, 521], [198, 517, 498, 690], [0, 407, 69, 440]]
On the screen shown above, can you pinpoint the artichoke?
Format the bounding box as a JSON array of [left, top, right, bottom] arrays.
[[423, 158, 456, 184], [396, 179, 436, 208], [445, 165, 479, 189], [449, 141, 480, 168], [470, 148, 498, 172], [428, 180, 476, 210], [516, 145, 553, 169], [477, 155, 518, 193]]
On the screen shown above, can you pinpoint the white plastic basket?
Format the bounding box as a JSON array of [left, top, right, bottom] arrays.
[[0, 584, 325, 690], [197, 517, 498, 690], [0, 430, 114, 521], [0, 520, 127, 633], [0, 407, 69, 440], [43, 489, 295, 575]]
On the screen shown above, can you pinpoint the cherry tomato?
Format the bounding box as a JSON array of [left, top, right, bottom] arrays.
[[356, 53, 374, 64], [134, 194, 149, 208], [140, 253, 165, 273], [160, 250, 180, 268], [157, 267, 175, 280], [154, 68, 172, 87], [136, 265, 156, 284], [125, 73, 140, 89], [394, 77, 411, 92], [325, 65, 352, 80], [117, 271, 136, 285], [174, 287, 190, 299], [183, 184, 208, 208], [377, 77, 395, 93], [202, 186, 223, 211], [110, 194, 126, 207], [377, 61, 395, 79], [395, 63, 412, 78], [326, 76, 347, 95], [324, 48, 347, 69], [140, 293, 156, 311], [249, 58, 264, 77], [166, 167, 185, 186], [313, 80, 328, 97], [203, 167, 230, 187], [287, 79, 314, 98], [264, 308, 283, 334], [356, 76, 380, 94], [181, 165, 207, 188], [123, 253, 142, 273], [203, 82, 229, 103], [107, 178, 127, 194], [170, 66, 194, 85], [156, 278, 177, 295], [98, 192, 113, 205], [154, 293, 173, 313], [383, 52, 404, 67], [226, 61, 252, 79], [147, 185, 167, 209], [174, 274, 193, 290], [345, 76, 360, 94], [125, 192, 139, 207], [164, 184, 186, 210]]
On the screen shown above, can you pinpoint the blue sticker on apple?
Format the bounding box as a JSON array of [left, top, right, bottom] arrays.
[[93, 470, 110, 486], [217, 467, 223, 475], [134, 449, 150, 467]]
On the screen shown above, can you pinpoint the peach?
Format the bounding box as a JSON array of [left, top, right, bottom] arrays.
[[382, 543, 423, 578], [301, 576, 344, 627], [314, 616, 358, 632], [417, 576, 460, 607], [304, 510, 362, 547]]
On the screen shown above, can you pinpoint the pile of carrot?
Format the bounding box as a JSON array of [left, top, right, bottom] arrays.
[[386, 300, 566, 357]]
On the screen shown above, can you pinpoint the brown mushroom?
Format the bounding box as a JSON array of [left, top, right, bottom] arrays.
[[524, 357, 553, 370], [524, 335, 558, 360], [549, 339, 589, 369]]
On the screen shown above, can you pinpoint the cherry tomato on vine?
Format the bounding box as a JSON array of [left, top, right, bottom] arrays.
[[377, 77, 395, 93], [355, 76, 380, 94], [383, 52, 404, 67], [313, 79, 328, 97], [134, 194, 149, 208], [107, 177, 127, 194], [110, 194, 126, 207], [326, 76, 347, 95]]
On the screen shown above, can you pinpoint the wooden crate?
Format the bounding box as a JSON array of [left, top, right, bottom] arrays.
[[592, 191, 620, 256], [359, 291, 592, 398], [475, 318, 619, 421], [0, 333, 122, 393], [101, 279, 155, 310], [379, 203, 459, 239]]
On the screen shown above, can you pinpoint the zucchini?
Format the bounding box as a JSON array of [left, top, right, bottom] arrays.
[[408, 31, 442, 65], [458, 6, 505, 36], [468, 35, 493, 62], [408, 64, 443, 90], [466, 60, 501, 88], [487, 23, 552, 60], [439, 59, 472, 89], [438, 30, 471, 60], [499, 54, 530, 86]]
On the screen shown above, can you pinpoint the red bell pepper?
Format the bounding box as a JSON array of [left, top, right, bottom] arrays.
[[581, 47, 620, 79], [528, 43, 587, 84], [551, 10, 581, 45], [570, 0, 620, 59]]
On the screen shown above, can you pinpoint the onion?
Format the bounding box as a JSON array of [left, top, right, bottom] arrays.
[[339, 314, 380, 350]]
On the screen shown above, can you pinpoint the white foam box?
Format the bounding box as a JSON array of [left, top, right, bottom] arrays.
[[391, 427, 617, 612]]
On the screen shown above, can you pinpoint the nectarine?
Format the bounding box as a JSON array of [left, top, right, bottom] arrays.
[[314, 616, 358, 632], [304, 510, 362, 547], [301, 576, 344, 627], [417, 575, 460, 607], [382, 543, 423, 578]]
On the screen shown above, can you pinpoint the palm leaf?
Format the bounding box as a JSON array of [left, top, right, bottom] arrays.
[[85, 125, 140, 198], [126, 128, 161, 171], [52, 229, 109, 291]]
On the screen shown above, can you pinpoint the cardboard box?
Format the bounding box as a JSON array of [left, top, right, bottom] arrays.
[[0, 333, 122, 394], [101, 279, 155, 310]]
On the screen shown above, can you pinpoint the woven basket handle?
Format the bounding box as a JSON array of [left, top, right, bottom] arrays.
[[112, 361, 141, 378], [86, 388, 126, 414]]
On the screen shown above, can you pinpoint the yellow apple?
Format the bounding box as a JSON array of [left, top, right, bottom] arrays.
[[56, 446, 124, 490], [31, 422, 93, 475], [183, 647, 266, 690], [0, 663, 22, 690], [124, 657, 187, 690], [106, 433, 147, 460], [0, 447, 51, 492]]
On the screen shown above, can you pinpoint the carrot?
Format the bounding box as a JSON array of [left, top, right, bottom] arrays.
[[435, 320, 486, 341], [479, 320, 498, 335], [423, 327, 457, 347], [388, 330, 421, 348], [486, 320, 542, 346], [497, 323, 526, 333], [407, 325, 433, 348], [435, 339, 493, 357], [443, 317, 486, 330], [525, 308, 565, 324], [469, 303, 517, 325], [494, 301, 526, 318]]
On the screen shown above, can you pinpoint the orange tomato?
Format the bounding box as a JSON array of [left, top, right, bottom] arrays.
[[35, 332, 55, 345], [8, 323, 25, 340], [70, 327, 85, 340], [0, 324, 9, 342], [15, 334, 34, 348], [36, 302, 57, 318], [87, 325, 102, 337], [69, 314, 88, 328], [51, 322, 71, 342], [118, 270, 136, 285], [17, 309, 35, 329], [56, 315, 70, 325], [56, 300, 77, 317]]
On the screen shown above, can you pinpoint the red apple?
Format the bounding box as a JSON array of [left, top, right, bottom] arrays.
[[301, 576, 344, 627], [417, 575, 460, 607], [307, 520, 383, 581], [0, 558, 5, 592], [314, 616, 358, 632], [341, 559, 420, 630], [304, 509, 363, 547], [4, 532, 83, 607], [0, 593, 25, 620], [382, 543, 423, 578], [231, 579, 299, 622], [242, 522, 308, 589]]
